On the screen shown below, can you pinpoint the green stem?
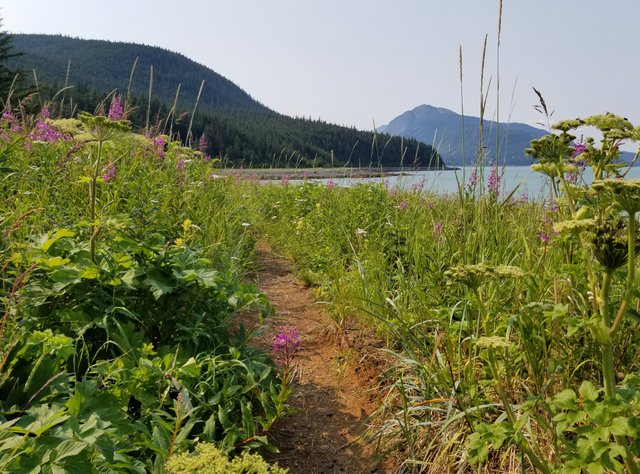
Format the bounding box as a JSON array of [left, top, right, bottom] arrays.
[[89, 140, 103, 262], [611, 211, 637, 337], [473, 289, 550, 474], [600, 270, 640, 474], [558, 172, 600, 314], [599, 271, 617, 399], [89, 176, 96, 262]]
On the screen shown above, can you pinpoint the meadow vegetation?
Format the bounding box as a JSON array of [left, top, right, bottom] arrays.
[[2, 86, 640, 473], [0, 100, 290, 473], [242, 112, 640, 472]]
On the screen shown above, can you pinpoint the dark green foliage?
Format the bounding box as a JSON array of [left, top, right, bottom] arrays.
[[0, 17, 23, 106], [0, 114, 289, 472], [9, 34, 444, 168]]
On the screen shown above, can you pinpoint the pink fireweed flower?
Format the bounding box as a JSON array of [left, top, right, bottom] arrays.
[[101, 161, 116, 183], [108, 96, 124, 121], [198, 134, 208, 154], [1, 111, 21, 132], [29, 119, 64, 143], [536, 231, 550, 244], [176, 159, 186, 171], [273, 326, 300, 369], [326, 179, 335, 189], [467, 171, 478, 188], [571, 142, 587, 159], [151, 135, 166, 158], [40, 106, 51, 120], [398, 199, 409, 210], [434, 222, 443, 237], [273, 326, 300, 354], [488, 168, 501, 196], [281, 174, 290, 186], [273, 326, 300, 385]]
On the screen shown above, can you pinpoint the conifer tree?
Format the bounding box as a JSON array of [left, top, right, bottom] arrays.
[[0, 16, 22, 106]]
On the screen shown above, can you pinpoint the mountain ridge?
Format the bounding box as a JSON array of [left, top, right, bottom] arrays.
[[379, 104, 548, 166]]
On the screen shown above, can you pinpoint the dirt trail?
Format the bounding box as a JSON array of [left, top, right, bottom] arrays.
[[248, 243, 385, 473]]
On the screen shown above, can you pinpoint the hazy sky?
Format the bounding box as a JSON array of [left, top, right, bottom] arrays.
[[2, 0, 639, 137]]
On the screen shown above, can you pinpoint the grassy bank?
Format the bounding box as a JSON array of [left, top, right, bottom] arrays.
[[237, 113, 640, 472]]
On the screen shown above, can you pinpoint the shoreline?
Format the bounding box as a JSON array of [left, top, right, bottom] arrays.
[[215, 166, 457, 180]]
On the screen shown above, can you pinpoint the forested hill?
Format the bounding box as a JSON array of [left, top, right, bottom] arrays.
[[11, 34, 268, 115], [9, 34, 444, 168]]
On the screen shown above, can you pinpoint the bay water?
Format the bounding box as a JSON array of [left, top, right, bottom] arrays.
[[317, 166, 640, 200]]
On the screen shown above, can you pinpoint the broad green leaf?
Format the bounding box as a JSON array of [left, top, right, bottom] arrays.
[[550, 389, 577, 410], [144, 268, 176, 299], [52, 439, 87, 462], [179, 358, 201, 379], [49, 267, 81, 284], [609, 416, 634, 437], [41, 257, 69, 267], [586, 464, 605, 474], [80, 266, 101, 279], [41, 228, 75, 252], [578, 380, 599, 402], [24, 405, 70, 437]]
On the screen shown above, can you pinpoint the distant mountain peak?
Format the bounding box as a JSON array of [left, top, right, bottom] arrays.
[[379, 105, 548, 166]]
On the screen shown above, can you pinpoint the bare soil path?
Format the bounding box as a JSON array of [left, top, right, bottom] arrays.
[[247, 242, 386, 473]]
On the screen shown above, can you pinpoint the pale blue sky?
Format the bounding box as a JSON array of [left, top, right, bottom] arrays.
[[2, 0, 639, 140]]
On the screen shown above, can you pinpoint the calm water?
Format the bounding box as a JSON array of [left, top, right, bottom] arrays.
[[315, 166, 640, 200]]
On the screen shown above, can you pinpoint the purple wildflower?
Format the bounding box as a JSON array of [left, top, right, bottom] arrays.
[[198, 134, 208, 154], [203, 154, 212, 162], [488, 168, 501, 196], [40, 106, 51, 120], [151, 136, 166, 158], [176, 159, 186, 171], [434, 222, 443, 237], [101, 161, 116, 183], [536, 231, 551, 244], [273, 326, 300, 385], [1, 111, 21, 132], [398, 199, 409, 210], [572, 142, 587, 159], [326, 179, 335, 189], [468, 171, 478, 188], [29, 119, 64, 143], [273, 326, 300, 355], [108, 96, 124, 121], [281, 174, 290, 186]]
